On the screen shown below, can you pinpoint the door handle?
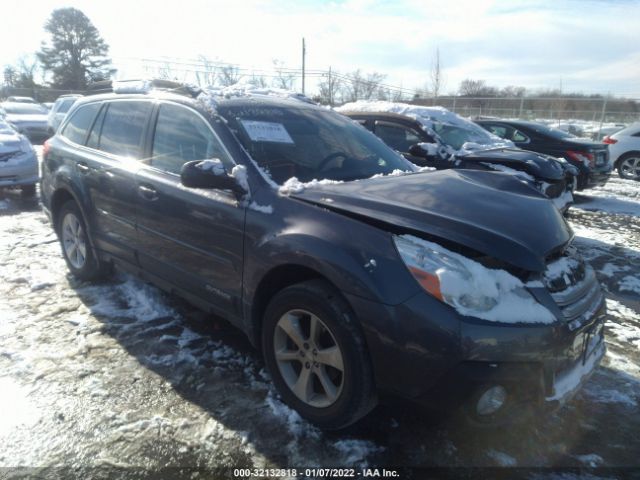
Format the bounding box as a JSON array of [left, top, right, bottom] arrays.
[[77, 162, 90, 174], [138, 184, 159, 201]]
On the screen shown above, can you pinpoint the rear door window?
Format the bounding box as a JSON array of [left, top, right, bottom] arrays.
[[150, 103, 232, 175], [375, 122, 422, 152], [97, 101, 151, 158], [60, 103, 101, 145]]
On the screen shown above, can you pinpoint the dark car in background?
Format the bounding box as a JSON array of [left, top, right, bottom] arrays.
[[475, 119, 612, 190], [41, 83, 605, 429], [340, 106, 577, 211]]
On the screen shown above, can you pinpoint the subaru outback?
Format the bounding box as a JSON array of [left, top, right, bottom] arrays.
[[41, 83, 606, 429]]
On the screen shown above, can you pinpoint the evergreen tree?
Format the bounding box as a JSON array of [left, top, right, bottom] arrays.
[[37, 8, 112, 89]]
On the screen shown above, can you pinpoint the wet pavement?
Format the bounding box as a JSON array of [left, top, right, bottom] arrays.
[[0, 174, 639, 479]]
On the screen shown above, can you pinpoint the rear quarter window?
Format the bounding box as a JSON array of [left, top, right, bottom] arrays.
[[60, 103, 101, 145]]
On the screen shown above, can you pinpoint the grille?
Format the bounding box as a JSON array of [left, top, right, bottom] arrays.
[[545, 252, 604, 331], [0, 151, 20, 163], [544, 180, 567, 199]]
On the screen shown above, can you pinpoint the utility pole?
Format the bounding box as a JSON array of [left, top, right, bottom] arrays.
[[301, 37, 306, 95], [328, 66, 332, 107]]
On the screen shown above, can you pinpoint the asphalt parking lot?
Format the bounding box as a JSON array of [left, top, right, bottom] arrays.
[[1, 167, 639, 478]]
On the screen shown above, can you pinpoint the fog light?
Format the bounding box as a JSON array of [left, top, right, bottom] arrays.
[[476, 386, 507, 416]]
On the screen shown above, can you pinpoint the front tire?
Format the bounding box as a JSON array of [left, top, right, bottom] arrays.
[[262, 280, 377, 430], [617, 154, 640, 180], [57, 200, 108, 281]]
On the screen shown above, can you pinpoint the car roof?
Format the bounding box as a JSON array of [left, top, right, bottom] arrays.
[[340, 110, 421, 124], [476, 118, 541, 129]]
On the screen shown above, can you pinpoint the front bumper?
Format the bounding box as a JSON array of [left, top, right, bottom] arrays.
[[0, 154, 40, 187], [347, 281, 606, 424]]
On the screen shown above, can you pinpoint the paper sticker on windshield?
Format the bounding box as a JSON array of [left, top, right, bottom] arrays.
[[240, 120, 294, 144]]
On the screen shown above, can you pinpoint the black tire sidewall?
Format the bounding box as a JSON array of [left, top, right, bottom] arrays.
[[262, 281, 374, 429]]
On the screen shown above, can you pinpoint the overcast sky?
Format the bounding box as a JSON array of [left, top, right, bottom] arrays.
[[2, 0, 639, 97]]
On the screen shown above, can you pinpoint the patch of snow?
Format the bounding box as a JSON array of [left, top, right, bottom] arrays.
[[0, 377, 40, 433], [546, 341, 604, 401], [112, 80, 152, 94], [619, 275, 640, 295], [201, 83, 314, 104], [195, 159, 226, 175], [486, 449, 517, 466], [600, 263, 628, 277], [248, 202, 273, 214], [480, 162, 536, 182], [278, 177, 343, 195], [264, 390, 320, 440], [332, 439, 384, 467], [544, 255, 580, 284], [396, 235, 557, 324], [231, 164, 249, 192], [575, 453, 604, 467]]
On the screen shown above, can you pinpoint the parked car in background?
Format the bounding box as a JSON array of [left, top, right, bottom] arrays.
[[339, 102, 577, 211], [0, 117, 38, 197], [48, 94, 83, 135], [604, 122, 640, 180], [41, 83, 606, 429], [475, 119, 611, 190], [0, 102, 50, 142], [6, 96, 37, 104]]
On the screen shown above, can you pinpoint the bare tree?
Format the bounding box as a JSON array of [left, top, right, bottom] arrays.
[[248, 72, 268, 88], [3, 66, 16, 86], [272, 59, 296, 90], [218, 65, 243, 86], [316, 68, 342, 105], [430, 47, 445, 100], [343, 70, 386, 101], [195, 55, 218, 87]]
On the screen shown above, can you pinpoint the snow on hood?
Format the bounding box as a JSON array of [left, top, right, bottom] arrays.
[[336, 101, 513, 153]]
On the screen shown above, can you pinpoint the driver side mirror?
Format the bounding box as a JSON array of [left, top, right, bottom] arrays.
[[180, 159, 247, 197]]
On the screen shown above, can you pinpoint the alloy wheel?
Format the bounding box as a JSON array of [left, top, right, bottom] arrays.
[[61, 212, 87, 269], [273, 309, 345, 408], [620, 156, 640, 179]]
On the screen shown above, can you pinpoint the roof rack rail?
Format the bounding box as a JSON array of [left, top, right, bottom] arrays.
[[85, 79, 202, 98]]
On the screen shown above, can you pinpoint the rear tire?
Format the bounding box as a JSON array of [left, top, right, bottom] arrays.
[[617, 154, 640, 180], [262, 279, 377, 430], [57, 200, 109, 281]]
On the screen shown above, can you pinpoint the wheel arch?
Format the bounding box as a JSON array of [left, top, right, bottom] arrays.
[[248, 264, 353, 349], [614, 150, 640, 167]]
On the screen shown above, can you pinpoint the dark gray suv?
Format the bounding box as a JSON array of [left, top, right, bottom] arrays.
[[41, 85, 606, 429]]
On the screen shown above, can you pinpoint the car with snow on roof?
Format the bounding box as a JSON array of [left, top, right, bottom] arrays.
[[338, 102, 579, 212], [40, 81, 606, 429]]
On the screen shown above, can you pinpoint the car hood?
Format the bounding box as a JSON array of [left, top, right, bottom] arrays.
[[5, 114, 48, 124], [0, 133, 23, 152], [290, 169, 572, 272], [459, 148, 567, 181]]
